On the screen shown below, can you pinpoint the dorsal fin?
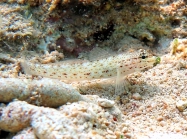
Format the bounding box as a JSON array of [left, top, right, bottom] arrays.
[[46, 59, 89, 65], [88, 47, 111, 61]]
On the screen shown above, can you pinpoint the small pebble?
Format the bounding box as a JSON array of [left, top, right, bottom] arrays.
[[122, 127, 128, 133], [182, 111, 187, 116], [132, 93, 142, 100], [121, 98, 129, 105], [98, 98, 115, 108], [157, 116, 163, 121], [175, 127, 182, 132], [107, 129, 114, 134], [124, 133, 132, 138], [115, 131, 121, 138], [159, 121, 166, 127], [176, 100, 187, 112]]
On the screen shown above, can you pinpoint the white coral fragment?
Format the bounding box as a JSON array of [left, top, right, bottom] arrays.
[[98, 98, 115, 108]]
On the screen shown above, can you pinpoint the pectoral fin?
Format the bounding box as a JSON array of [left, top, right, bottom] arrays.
[[115, 68, 130, 95]]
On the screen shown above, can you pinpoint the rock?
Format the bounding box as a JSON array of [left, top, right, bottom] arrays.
[[132, 93, 142, 100], [176, 100, 187, 112], [98, 98, 115, 108]]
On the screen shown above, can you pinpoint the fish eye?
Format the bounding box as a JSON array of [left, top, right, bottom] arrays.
[[141, 55, 146, 59]]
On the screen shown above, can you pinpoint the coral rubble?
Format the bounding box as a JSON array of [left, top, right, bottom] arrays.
[[0, 100, 122, 138]]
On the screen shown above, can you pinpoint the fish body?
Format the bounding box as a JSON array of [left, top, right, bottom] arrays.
[[21, 49, 160, 94]]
